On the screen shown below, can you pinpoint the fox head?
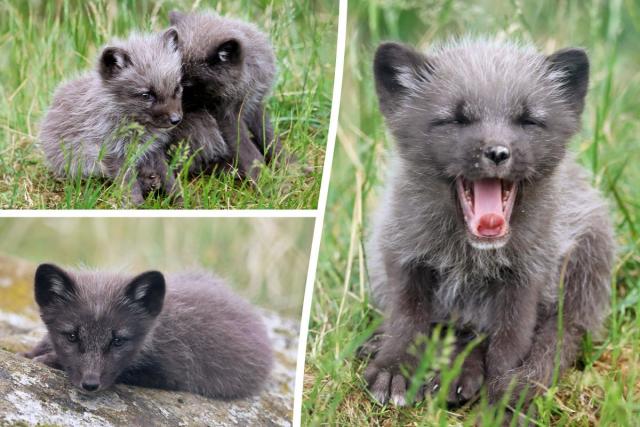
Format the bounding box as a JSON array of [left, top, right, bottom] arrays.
[[98, 28, 183, 132], [168, 11, 249, 103], [373, 39, 589, 249], [34, 263, 166, 393]]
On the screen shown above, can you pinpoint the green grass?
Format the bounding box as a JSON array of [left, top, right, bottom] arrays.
[[0, 0, 337, 209], [304, 0, 640, 425], [0, 217, 314, 316]]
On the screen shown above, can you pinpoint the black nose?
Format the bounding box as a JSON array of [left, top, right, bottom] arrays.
[[82, 382, 99, 392], [484, 145, 510, 165], [169, 114, 182, 125]]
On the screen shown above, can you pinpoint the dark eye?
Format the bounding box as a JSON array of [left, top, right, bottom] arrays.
[[141, 92, 155, 102], [111, 337, 126, 347], [66, 332, 79, 343], [173, 85, 181, 96], [451, 116, 471, 125]]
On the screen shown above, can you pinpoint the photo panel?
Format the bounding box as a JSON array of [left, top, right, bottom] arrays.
[[0, 216, 313, 425], [0, 0, 338, 209], [303, 0, 639, 425]]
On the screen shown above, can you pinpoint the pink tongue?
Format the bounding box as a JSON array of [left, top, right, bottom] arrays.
[[473, 179, 505, 236]]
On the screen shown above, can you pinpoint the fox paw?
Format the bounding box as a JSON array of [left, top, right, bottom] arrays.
[[429, 365, 484, 406], [33, 352, 62, 369], [364, 362, 413, 406], [435, 347, 485, 406]]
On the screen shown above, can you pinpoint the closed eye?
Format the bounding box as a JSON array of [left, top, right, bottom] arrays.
[[432, 101, 474, 127], [517, 115, 545, 128], [517, 104, 545, 128], [431, 114, 474, 127]]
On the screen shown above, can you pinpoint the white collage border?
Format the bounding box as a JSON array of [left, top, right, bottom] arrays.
[[0, 1, 348, 426]]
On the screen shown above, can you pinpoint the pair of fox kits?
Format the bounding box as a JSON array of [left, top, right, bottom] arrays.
[[362, 38, 614, 416], [39, 11, 284, 205], [24, 264, 272, 399]]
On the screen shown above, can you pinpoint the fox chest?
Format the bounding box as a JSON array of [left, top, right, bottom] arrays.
[[429, 266, 511, 333]]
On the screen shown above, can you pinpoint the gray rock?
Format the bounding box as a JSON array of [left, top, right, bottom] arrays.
[[0, 255, 296, 426]]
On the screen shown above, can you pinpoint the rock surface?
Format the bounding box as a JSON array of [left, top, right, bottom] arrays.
[[0, 255, 297, 426]]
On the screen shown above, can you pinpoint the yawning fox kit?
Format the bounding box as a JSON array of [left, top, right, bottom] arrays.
[[39, 10, 281, 205], [363, 39, 614, 408], [25, 264, 273, 399]]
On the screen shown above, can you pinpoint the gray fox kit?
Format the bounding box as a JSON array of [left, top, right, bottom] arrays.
[[39, 29, 183, 205], [25, 264, 273, 399], [362, 39, 614, 409]]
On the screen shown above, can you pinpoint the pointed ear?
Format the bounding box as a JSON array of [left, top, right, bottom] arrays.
[[99, 47, 132, 80], [124, 271, 166, 317], [547, 48, 589, 115], [162, 27, 179, 52], [34, 264, 77, 308], [208, 39, 242, 66], [374, 42, 433, 118], [169, 10, 185, 26]]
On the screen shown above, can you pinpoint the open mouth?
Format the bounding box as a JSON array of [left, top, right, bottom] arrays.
[[456, 177, 517, 241]]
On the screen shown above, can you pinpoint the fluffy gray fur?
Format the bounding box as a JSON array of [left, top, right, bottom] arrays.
[[25, 264, 273, 399], [167, 10, 286, 181], [38, 29, 183, 204], [168, 110, 229, 176], [362, 38, 614, 410]]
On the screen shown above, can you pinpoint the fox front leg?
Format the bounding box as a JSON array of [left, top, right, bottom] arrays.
[[23, 335, 63, 370]]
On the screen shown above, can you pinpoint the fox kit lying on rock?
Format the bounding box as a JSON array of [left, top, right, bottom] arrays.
[[39, 29, 183, 205], [25, 264, 273, 399], [168, 10, 287, 181], [362, 39, 614, 410]]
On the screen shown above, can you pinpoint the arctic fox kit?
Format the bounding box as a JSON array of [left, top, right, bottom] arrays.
[[39, 29, 183, 205], [25, 264, 273, 399], [362, 39, 614, 408], [167, 10, 286, 181]]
